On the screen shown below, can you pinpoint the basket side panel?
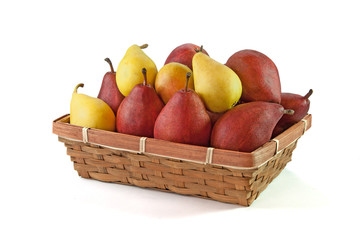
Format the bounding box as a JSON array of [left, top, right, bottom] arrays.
[[59, 137, 255, 206], [58, 136, 299, 206], [247, 141, 297, 205]]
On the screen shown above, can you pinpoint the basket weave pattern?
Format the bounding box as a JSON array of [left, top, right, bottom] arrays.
[[59, 136, 298, 206]]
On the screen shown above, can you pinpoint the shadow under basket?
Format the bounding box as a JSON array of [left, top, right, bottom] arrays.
[[53, 114, 312, 206]]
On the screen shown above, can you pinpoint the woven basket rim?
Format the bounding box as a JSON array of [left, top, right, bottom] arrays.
[[53, 114, 312, 169]]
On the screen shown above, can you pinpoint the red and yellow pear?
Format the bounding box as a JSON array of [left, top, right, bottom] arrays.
[[155, 62, 194, 104]]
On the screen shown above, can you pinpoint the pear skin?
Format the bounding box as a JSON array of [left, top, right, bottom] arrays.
[[70, 83, 115, 131], [164, 43, 209, 70], [116, 44, 157, 96], [154, 73, 211, 146], [155, 62, 194, 104], [193, 52, 242, 113], [211, 102, 286, 152], [116, 68, 164, 138], [226, 49, 281, 103], [272, 89, 313, 137], [98, 58, 124, 114]]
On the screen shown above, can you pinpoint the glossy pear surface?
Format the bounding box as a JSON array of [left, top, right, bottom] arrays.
[[193, 53, 242, 113], [272, 89, 312, 137], [155, 62, 194, 104], [116, 44, 157, 96], [116, 82, 164, 138], [71, 83, 115, 131], [98, 58, 124, 114], [154, 89, 211, 146], [211, 102, 284, 152], [226, 49, 281, 103]]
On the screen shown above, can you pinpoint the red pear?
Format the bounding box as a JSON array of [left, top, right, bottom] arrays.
[[154, 72, 212, 146], [211, 102, 293, 152], [116, 68, 164, 138], [272, 89, 313, 137], [164, 43, 209, 70], [98, 58, 125, 114], [225, 50, 281, 103]]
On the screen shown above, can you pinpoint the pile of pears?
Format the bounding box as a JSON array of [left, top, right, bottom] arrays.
[[70, 43, 312, 153]]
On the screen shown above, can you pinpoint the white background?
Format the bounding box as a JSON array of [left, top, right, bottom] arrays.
[[1, 0, 359, 239]]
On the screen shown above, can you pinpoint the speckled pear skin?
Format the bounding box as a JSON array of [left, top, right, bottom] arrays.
[[98, 58, 124, 114], [154, 88, 212, 147], [226, 49, 281, 104], [116, 69, 164, 138], [211, 102, 284, 152], [272, 89, 312, 137]]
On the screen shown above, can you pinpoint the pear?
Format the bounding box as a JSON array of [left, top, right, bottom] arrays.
[[211, 102, 294, 152], [155, 62, 194, 104], [116, 68, 164, 138], [154, 72, 212, 146], [272, 89, 313, 137], [98, 58, 124, 114], [226, 49, 281, 103], [116, 44, 157, 96], [70, 83, 115, 131], [193, 47, 242, 113]]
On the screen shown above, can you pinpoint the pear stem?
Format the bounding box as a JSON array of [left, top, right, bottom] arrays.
[[283, 109, 295, 115], [140, 44, 148, 49], [104, 58, 114, 73], [195, 45, 204, 53], [142, 68, 147, 85], [185, 72, 191, 92], [304, 89, 313, 99], [74, 83, 84, 93]]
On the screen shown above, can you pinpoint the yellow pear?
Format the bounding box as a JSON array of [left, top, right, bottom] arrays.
[[193, 52, 242, 113], [116, 44, 158, 96], [70, 83, 115, 131]]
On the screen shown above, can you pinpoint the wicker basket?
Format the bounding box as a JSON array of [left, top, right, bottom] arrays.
[[53, 114, 312, 206]]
